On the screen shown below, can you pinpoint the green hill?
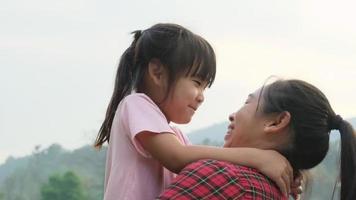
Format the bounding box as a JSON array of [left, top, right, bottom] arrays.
[[0, 144, 106, 200], [187, 122, 228, 145]]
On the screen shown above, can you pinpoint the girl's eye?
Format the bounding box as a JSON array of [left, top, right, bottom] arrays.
[[193, 80, 202, 86]]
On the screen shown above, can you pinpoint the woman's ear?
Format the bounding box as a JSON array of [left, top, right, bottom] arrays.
[[264, 111, 291, 134], [148, 58, 166, 86]]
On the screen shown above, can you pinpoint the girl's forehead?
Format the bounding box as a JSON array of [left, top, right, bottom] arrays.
[[185, 59, 214, 80]]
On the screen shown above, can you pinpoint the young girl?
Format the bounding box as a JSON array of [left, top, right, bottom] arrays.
[[95, 23, 295, 200]]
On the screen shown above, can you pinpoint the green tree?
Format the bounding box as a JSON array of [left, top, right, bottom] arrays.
[[41, 171, 85, 200]]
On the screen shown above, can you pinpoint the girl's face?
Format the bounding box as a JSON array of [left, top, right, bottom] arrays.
[[160, 75, 207, 124], [223, 88, 268, 148]]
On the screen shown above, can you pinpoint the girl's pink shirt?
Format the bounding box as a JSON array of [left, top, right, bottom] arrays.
[[103, 93, 190, 200]]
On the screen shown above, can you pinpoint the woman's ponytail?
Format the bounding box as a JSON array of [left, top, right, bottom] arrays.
[[335, 117, 356, 200]]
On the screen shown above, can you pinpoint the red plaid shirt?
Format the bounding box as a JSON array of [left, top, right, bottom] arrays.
[[158, 159, 287, 200]]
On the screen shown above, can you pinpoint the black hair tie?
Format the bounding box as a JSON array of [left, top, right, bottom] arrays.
[[128, 30, 143, 65], [329, 115, 343, 130]]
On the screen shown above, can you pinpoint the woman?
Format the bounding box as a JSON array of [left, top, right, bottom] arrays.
[[158, 79, 356, 200]]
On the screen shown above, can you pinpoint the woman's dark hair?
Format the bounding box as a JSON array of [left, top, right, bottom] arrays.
[[260, 79, 356, 200], [94, 23, 216, 148]]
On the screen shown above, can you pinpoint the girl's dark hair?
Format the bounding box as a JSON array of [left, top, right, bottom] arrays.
[[95, 23, 216, 148], [261, 79, 356, 200]]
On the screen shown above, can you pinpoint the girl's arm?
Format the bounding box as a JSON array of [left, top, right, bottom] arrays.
[[137, 132, 292, 196]]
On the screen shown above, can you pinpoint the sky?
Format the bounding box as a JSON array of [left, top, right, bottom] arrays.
[[1, 0, 356, 164]]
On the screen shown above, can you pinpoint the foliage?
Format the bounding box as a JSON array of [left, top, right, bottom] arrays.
[[41, 171, 85, 200], [0, 144, 106, 200]]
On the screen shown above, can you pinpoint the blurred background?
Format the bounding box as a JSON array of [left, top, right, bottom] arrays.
[[1, 0, 355, 199]]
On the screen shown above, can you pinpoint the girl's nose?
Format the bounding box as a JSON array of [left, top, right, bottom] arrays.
[[197, 91, 204, 104], [229, 113, 235, 122]]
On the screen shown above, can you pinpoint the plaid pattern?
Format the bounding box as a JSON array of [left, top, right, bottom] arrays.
[[158, 159, 287, 200]]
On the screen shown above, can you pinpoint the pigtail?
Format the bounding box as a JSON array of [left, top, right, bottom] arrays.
[[94, 30, 142, 148], [338, 119, 356, 200]]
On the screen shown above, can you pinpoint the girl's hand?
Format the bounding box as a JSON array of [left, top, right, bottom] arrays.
[[290, 173, 303, 200], [255, 150, 293, 197]]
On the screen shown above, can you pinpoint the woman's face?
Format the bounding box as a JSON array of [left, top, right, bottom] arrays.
[[223, 88, 268, 148]]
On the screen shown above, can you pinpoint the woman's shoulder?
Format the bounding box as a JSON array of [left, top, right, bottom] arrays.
[[183, 160, 284, 198], [183, 159, 276, 185], [182, 159, 237, 175]]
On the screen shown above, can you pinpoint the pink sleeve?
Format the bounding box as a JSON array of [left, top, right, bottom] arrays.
[[121, 94, 175, 157], [172, 126, 191, 145]]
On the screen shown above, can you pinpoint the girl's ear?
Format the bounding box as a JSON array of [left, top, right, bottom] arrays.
[[148, 58, 166, 86], [264, 111, 291, 134]]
